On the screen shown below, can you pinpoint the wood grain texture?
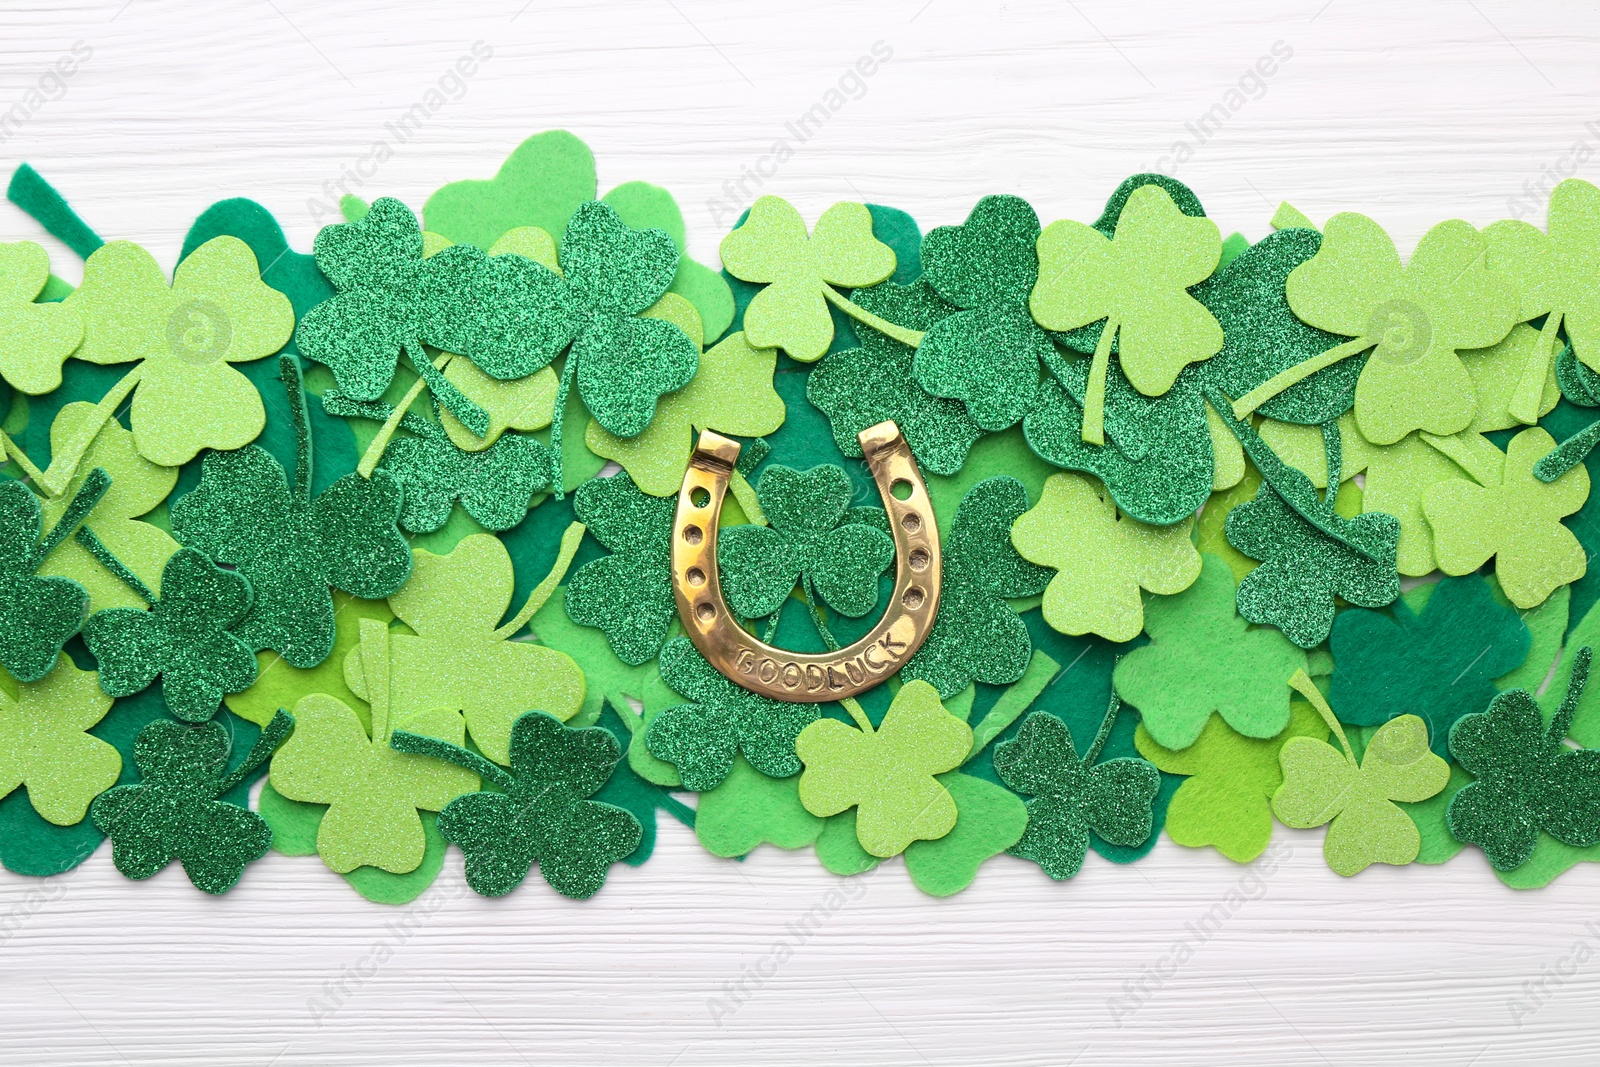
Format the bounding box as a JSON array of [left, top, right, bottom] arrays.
[[4, 1, 1600, 1063]]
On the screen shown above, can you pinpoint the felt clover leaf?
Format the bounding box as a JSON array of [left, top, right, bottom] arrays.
[[1012, 471, 1201, 642], [392, 710, 642, 899], [1447, 647, 1600, 870], [1273, 671, 1449, 876], [901, 476, 1051, 697], [1329, 575, 1530, 757], [913, 195, 1057, 431], [901, 771, 1029, 896], [1422, 427, 1589, 610], [644, 637, 820, 791], [1113, 554, 1307, 751], [993, 697, 1161, 880], [794, 680, 973, 857], [91, 710, 292, 894], [170, 356, 413, 669], [0, 657, 117, 826], [83, 547, 259, 724], [0, 468, 109, 683], [1032, 184, 1223, 444], [693, 753, 824, 858], [719, 197, 898, 362], [717, 463, 894, 620], [272, 620, 480, 874], [564, 472, 678, 665], [0, 240, 82, 394]]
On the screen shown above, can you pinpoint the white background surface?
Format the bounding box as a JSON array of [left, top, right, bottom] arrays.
[[2, 1, 1600, 1064]]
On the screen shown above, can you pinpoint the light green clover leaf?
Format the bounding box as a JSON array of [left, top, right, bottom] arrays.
[[0, 241, 82, 395], [0, 656, 117, 826]]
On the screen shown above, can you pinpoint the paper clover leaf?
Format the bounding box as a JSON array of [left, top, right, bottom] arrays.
[[91, 710, 291, 893], [0, 469, 108, 683], [83, 547, 259, 723], [1113, 554, 1307, 750], [644, 637, 820, 791], [63, 236, 294, 465], [717, 463, 894, 620], [795, 680, 973, 857], [0, 656, 117, 826], [1012, 471, 1201, 642], [901, 476, 1050, 697], [1422, 427, 1589, 610], [720, 197, 897, 361], [0, 240, 82, 394], [1448, 647, 1600, 870], [994, 701, 1160, 879], [564, 472, 678, 665]]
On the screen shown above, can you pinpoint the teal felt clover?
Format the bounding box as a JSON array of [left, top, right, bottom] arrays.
[[0, 469, 109, 683]]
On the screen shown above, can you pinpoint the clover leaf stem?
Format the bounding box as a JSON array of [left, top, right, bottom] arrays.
[[355, 348, 451, 479], [1508, 311, 1564, 426], [965, 650, 1061, 761], [493, 520, 587, 639], [279, 354, 313, 505], [0, 429, 49, 484], [73, 525, 154, 604], [1230, 335, 1374, 420], [839, 697, 875, 733], [1548, 646, 1592, 749], [1419, 430, 1507, 488], [35, 364, 142, 496], [213, 709, 295, 796], [1080, 317, 1120, 446], [1084, 689, 1124, 767], [28, 466, 110, 570], [547, 356, 578, 500], [1321, 418, 1342, 505], [1288, 668, 1354, 765], [799, 574, 841, 653], [820, 284, 927, 349], [1532, 417, 1600, 484], [389, 728, 516, 792]]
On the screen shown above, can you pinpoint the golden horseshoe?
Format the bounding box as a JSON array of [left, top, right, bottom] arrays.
[[671, 420, 942, 702]]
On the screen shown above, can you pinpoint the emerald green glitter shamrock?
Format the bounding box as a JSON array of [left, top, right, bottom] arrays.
[[717, 464, 894, 621], [0, 468, 109, 683], [169, 357, 412, 669], [391, 710, 642, 899], [82, 546, 259, 723], [1448, 647, 1600, 870], [901, 476, 1050, 697], [90, 710, 293, 894], [807, 279, 983, 476], [564, 472, 677, 665], [912, 195, 1058, 431], [644, 637, 820, 791], [0, 240, 82, 395], [993, 698, 1160, 880]]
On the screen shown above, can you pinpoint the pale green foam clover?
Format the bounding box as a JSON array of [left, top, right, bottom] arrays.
[[1272, 670, 1448, 876], [794, 681, 972, 858], [1236, 213, 1516, 446], [344, 528, 587, 766], [1422, 426, 1589, 609], [0, 657, 118, 826], [48, 236, 293, 485], [271, 618, 480, 874], [719, 197, 903, 361], [1031, 184, 1223, 445], [225, 591, 392, 729], [1012, 471, 1201, 642], [0, 241, 82, 395]]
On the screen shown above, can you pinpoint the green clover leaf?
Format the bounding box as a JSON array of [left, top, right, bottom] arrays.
[[901, 771, 1028, 896], [382, 418, 552, 534], [0, 240, 82, 395], [0, 468, 108, 683], [564, 472, 678, 665], [0, 656, 118, 826], [225, 591, 391, 729], [693, 754, 823, 857]]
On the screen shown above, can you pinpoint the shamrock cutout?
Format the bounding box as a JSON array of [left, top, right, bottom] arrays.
[[272, 620, 481, 873], [602, 180, 736, 343], [693, 754, 823, 858], [719, 197, 898, 361], [1422, 427, 1589, 610], [226, 591, 392, 729], [0, 240, 82, 394], [1448, 646, 1600, 870], [0, 657, 117, 826], [717, 463, 894, 621], [901, 476, 1050, 697], [1329, 575, 1529, 757], [1273, 670, 1449, 876], [808, 279, 984, 477], [1012, 471, 1201, 642], [1113, 554, 1307, 750], [0, 468, 109, 682], [391, 710, 642, 898], [645, 637, 820, 791], [912, 195, 1057, 431], [1032, 184, 1222, 444], [794, 680, 972, 857], [564, 472, 678, 665], [902, 771, 1029, 896], [344, 532, 585, 765], [170, 356, 413, 669], [994, 697, 1161, 879], [91, 710, 292, 893], [84, 547, 259, 723]]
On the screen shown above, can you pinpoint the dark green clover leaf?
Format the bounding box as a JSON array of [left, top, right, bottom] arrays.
[[718, 463, 894, 620], [564, 472, 677, 665], [912, 195, 1056, 432], [0, 468, 109, 683], [644, 637, 820, 791], [1448, 647, 1600, 870], [901, 476, 1050, 697], [993, 699, 1160, 880], [383, 418, 551, 534], [90, 710, 292, 894], [392, 711, 642, 899], [83, 547, 259, 723], [807, 279, 982, 476]]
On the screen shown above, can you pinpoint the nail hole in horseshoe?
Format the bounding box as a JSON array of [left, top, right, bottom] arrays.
[[687, 567, 706, 587], [902, 587, 925, 610], [682, 524, 703, 546], [900, 512, 921, 534], [891, 478, 913, 501], [695, 602, 715, 623], [909, 548, 929, 572], [690, 486, 710, 508]]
